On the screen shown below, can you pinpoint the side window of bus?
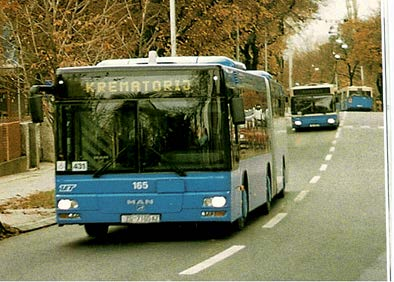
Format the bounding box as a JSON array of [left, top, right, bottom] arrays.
[[271, 85, 285, 117], [271, 97, 279, 118], [229, 88, 240, 166], [276, 97, 286, 117], [238, 88, 270, 159]]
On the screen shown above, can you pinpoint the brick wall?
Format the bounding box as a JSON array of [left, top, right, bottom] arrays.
[[0, 121, 22, 162]]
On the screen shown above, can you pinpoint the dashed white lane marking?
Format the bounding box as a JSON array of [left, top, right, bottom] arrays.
[[294, 190, 309, 202], [332, 140, 337, 145], [262, 213, 287, 228], [309, 175, 320, 184], [329, 146, 335, 152], [325, 154, 332, 161], [319, 164, 328, 171], [340, 125, 383, 129], [179, 245, 245, 275], [335, 131, 341, 138]]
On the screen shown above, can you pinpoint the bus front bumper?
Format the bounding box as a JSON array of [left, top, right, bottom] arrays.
[[292, 116, 339, 129]]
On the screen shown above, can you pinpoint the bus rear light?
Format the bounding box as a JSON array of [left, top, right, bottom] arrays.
[[58, 213, 80, 219], [201, 211, 226, 217]]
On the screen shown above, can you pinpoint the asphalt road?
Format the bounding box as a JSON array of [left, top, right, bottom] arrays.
[[0, 111, 386, 281]]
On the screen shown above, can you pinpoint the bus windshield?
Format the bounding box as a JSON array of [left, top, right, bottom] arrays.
[[56, 69, 229, 175], [291, 95, 335, 115], [349, 90, 372, 97]]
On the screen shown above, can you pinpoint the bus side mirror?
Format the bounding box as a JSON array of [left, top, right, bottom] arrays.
[[230, 97, 245, 125], [29, 86, 44, 123]]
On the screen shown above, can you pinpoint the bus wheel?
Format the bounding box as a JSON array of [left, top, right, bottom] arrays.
[[262, 176, 272, 215], [278, 162, 286, 199], [235, 188, 248, 230], [84, 224, 109, 239]]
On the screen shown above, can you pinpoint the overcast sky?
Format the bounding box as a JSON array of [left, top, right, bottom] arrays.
[[287, 0, 381, 51]]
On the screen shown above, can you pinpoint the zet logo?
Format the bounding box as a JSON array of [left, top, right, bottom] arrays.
[[59, 184, 77, 192]]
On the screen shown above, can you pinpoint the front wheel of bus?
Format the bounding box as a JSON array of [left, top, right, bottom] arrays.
[[84, 224, 109, 239], [278, 161, 286, 199], [235, 188, 248, 230], [262, 176, 272, 215]]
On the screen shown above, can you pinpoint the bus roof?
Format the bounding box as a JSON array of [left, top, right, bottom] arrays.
[[339, 85, 372, 91], [97, 52, 246, 70], [246, 70, 273, 79]]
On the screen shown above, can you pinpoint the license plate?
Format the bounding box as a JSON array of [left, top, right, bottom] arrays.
[[121, 214, 160, 224], [310, 124, 320, 127]]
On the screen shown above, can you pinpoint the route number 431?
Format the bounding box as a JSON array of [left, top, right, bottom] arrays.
[[72, 161, 88, 171], [132, 181, 149, 190]]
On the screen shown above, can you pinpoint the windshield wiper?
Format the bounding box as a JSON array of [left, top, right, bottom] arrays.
[[93, 145, 186, 177], [93, 146, 129, 178], [146, 147, 186, 177]]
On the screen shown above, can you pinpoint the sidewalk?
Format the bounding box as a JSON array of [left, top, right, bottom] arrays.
[[0, 162, 56, 232]]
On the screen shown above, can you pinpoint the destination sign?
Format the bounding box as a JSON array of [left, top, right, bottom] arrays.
[[58, 69, 213, 99], [293, 88, 331, 96], [83, 78, 192, 95]]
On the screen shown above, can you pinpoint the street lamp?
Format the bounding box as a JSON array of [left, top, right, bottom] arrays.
[[333, 53, 343, 88], [332, 38, 349, 88]]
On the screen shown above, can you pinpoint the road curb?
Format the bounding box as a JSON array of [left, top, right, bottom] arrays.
[[1, 209, 56, 233], [15, 216, 56, 232]]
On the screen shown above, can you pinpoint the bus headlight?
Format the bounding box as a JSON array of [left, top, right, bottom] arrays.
[[203, 196, 227, 208], [57, 199, 79, 210], [327, 118, 336, 124], [294, 120, 302, 126]]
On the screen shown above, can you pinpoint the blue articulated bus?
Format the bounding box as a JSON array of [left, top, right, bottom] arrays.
[[290, 83, 339, 130], [338, 85, 373, 111], [29, 52, 287, 238]]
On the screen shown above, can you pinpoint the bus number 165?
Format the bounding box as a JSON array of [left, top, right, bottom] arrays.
[[132, 181, 149, 190]]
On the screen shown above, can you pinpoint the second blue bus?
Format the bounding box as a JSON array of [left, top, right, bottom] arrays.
[[338, 85, 373, 111], [290, 83, 339, 130]]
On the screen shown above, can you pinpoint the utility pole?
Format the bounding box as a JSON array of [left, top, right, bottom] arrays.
[[352, 0, 358, 19], [288, 51, 293, 89], [264, 29, 268, 71], [360, 65, 364, 85], [236, 13, 240, 61], [346, 0, 358, 20], [170, 0, 176, 56]]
